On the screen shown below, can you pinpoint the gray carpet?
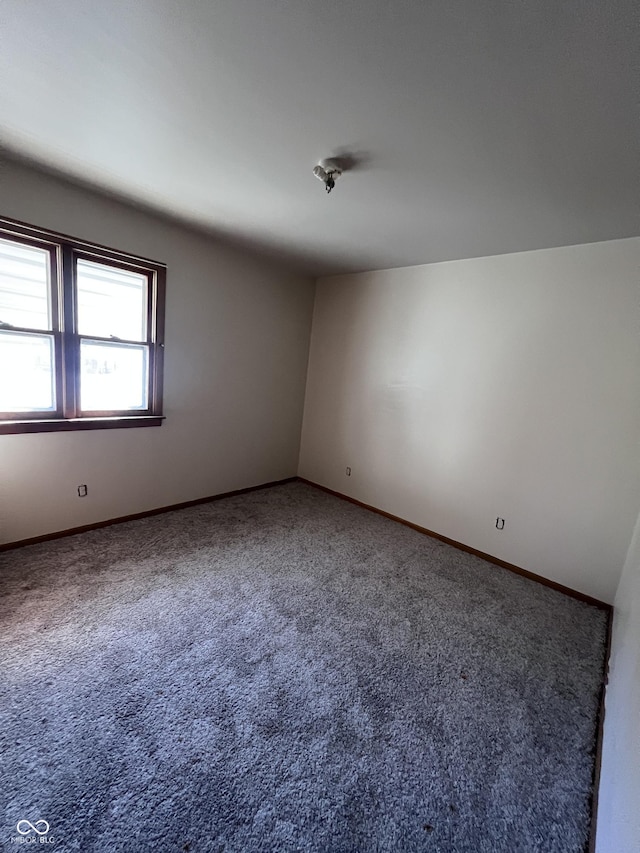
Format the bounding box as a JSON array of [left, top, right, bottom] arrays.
[[0, 482, 607, 852]]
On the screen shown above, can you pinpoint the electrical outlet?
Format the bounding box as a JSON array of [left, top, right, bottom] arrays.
[[345, 467, 351, 477], [496, 517, 505, 530], [78, 485, 88, 497]]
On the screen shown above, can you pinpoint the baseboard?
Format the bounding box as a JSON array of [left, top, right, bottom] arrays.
[[5, 473, 612, 612], [297, 477, 612, 612], [0, 477, 297, 552]]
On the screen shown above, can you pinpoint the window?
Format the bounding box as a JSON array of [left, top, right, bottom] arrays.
[[0, 217, 165, 434]]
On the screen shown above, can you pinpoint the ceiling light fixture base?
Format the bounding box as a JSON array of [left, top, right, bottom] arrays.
[[313, 158, 343, 194]]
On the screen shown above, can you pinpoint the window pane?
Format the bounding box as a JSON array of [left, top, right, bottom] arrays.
[[0, 238, 51, 331], [80, 340, 148, 411], [0, 331, 55, 412], [77, 260, 147, 341]]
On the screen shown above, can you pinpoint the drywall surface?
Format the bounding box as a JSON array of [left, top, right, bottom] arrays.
[[597, 510, 640, 852], [299, 239, 640, 603], [0, 157, 314, 543]]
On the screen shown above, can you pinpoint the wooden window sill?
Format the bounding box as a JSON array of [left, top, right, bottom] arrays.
[[0, 416, 165, 435]]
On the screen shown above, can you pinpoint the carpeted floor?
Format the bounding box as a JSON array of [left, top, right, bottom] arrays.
[[0, 482, 608, 852]]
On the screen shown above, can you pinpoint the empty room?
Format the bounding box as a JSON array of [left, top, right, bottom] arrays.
[[0, 1, 638, 851]]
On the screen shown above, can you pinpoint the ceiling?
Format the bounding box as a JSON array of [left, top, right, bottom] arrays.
[[0, 0, 638, 275]]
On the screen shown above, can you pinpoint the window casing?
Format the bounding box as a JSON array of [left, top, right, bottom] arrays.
[[0, 217, 165, 434]]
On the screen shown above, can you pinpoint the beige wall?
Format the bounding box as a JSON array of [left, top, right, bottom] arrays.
[[0, 157, 315, 543], [597, 508, 640, 851], [299, 239, 640, 603]]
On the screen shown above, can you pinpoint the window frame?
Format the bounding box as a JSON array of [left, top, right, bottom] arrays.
[[0, 216, 166, 435]]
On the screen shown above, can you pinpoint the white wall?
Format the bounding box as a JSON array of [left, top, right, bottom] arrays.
[[597, 509, 640, 851], [299, 239, 640, 603], [0, 157, 314, 543]]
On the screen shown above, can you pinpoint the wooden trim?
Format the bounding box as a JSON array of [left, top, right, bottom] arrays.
[[151, 266, 166, 416], [297, 478, 612, 612], [0, 415, 164, 434], [73, 247, 162, 278], [49, 244, 65, 418], [0, 214, 166, 268], [0, 227, 63, 258], [0, 477, 297, 551], [0, 321, 56, 336], [74, 333, 150, 347], [0, 215, 166, 426], [61, 243, 78, 417], [588, 608, 614, 852]]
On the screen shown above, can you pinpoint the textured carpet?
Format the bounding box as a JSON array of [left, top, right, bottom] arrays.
[[0, 482, 607, 852]]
